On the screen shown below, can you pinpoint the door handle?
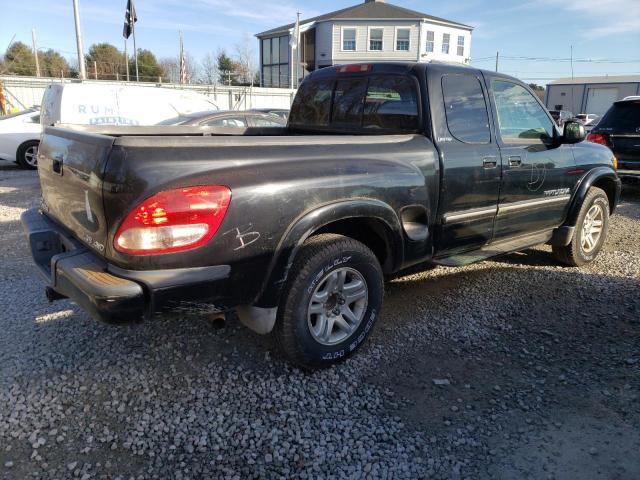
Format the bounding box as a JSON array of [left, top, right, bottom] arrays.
[[508, 156, 522, 167], [482, 156, 498, 169]]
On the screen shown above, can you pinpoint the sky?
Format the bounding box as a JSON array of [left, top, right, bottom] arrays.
[[1, 0, 639, 84]]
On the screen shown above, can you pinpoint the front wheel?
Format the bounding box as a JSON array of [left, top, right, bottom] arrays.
[[274, 234, 384, 369], [552, 187, 610, 266]]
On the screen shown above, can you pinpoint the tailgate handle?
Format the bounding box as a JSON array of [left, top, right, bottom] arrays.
[[52, 156, 63, 175]]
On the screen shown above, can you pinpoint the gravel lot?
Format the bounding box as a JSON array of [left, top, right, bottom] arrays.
[[0, 160, 638, 480]]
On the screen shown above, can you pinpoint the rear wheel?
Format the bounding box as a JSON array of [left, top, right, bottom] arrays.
[[16, 141, 39, 169], [274, 234, 384, 369], [552, 187, 609, 266]]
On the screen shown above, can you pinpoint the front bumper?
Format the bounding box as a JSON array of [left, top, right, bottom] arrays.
[[21, 208, 231, 324]]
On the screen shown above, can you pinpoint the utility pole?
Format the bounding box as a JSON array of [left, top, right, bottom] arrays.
[[31, 29, 41, 77], [94, 61, 98, 80], [495, 51, 499, 72], [72, 0, 87, 79], [570, 45, 576, 112], [296, 11, 301, 88], [132, 9, 139, 81]]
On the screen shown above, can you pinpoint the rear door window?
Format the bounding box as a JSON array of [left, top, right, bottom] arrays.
[[362, 75, 419, 131], [442, 74, 490, 143]]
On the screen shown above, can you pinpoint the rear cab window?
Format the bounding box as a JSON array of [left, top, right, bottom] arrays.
[[289, 71, 420, 134]]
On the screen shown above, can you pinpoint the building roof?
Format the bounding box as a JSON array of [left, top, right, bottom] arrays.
[[549, 75, 640, 85], [256, 0, 473, 37]]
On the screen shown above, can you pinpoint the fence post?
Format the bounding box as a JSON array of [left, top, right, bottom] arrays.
[[0, 81, 7, 115]]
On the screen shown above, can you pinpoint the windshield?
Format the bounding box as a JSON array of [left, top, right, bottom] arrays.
[[156, 110, 219, 125]]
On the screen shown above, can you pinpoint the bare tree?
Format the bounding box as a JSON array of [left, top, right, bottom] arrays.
[[200, 52, 217, 85], [234, 33, 257, 85], [159, 57, 178, 83]]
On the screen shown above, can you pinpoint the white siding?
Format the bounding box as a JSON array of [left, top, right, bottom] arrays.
[[331, 21, 420, 63], [418, 23, 471, 64], [315, 22, 334, 66]]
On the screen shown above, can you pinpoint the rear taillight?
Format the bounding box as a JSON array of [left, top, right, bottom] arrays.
[[114, 185, 231, 255], [586, 133, 609, 146]]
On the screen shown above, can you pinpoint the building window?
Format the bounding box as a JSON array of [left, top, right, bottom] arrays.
[[442, 33, 450, 54], [396, 28, 410, 51], [342, 28, 356, 51], [457, 36, 465, 56], [425, 31, 434, 53], [261, 36, 289, 88], [369, 28, 383, 51]]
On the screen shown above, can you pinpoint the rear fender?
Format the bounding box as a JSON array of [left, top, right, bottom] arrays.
[[255, 199, 403, 308]]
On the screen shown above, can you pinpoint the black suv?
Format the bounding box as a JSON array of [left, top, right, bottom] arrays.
[[588, 98, 640, 183]]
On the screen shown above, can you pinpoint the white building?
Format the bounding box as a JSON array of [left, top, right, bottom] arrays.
[[256, 0, 473, 88], [545, 75, 640, 116]]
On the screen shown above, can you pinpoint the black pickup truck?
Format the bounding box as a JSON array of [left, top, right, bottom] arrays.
[[23, 62, 621, 368]]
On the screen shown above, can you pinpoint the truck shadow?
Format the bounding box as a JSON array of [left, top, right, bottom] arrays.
[[13, 261, 639, 379]]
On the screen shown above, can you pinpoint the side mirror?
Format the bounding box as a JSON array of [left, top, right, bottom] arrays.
[[563, 120, 586, 144]]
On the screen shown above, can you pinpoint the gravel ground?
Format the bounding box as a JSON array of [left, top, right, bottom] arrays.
[[0, 160, 638, 480]]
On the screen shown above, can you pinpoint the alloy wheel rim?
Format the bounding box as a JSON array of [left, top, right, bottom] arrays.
[[581, 204, 604, 253], [307, 267, 368, 346], [24, 145, 38, 167]]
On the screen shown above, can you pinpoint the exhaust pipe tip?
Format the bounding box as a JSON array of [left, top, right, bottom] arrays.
[[45, 287, 67, 302]]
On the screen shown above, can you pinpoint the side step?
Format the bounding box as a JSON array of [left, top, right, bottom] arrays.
[[433, 230, 554, 267]]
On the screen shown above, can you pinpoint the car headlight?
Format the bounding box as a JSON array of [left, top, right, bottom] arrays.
[[612, 157, 618, 170]]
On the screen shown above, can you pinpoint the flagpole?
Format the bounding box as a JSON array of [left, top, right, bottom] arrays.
[[124, 39, 129, 81], [132, 5, 139, 82]]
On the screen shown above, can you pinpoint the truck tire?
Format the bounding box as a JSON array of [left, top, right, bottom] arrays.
[[552, 187, 610, 267], [275, 234, 384, 369], [16, 141, 39, 170]]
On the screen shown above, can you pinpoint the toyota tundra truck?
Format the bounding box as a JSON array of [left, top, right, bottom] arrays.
[[22, 62, 621, 368]]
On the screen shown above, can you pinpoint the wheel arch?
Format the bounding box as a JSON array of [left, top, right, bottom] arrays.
[[254, 199, 404, 308], [566, 167, 620, 225]]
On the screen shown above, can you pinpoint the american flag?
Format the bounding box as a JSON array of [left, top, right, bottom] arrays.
[[179, 32, 187, 84]]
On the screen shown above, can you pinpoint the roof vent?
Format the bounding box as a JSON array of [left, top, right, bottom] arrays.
[[365, 0, 385, 3]]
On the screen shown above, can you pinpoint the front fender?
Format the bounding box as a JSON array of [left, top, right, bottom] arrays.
[[566, 166, 621, 226], [254, 198, 403, 308]]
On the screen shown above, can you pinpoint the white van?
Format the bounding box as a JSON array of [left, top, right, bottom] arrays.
[[41, 83, 219, 126]]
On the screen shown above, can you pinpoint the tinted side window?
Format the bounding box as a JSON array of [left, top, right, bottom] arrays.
[[289, 78, 334, 127], [492, 81, 554, 144], [442, 75, 490, 143], [363, 75, 419, 131], [332, 78, 368, 126]]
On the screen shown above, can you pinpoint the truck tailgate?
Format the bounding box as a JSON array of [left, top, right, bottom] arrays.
[[38, 127, 115, 255]]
